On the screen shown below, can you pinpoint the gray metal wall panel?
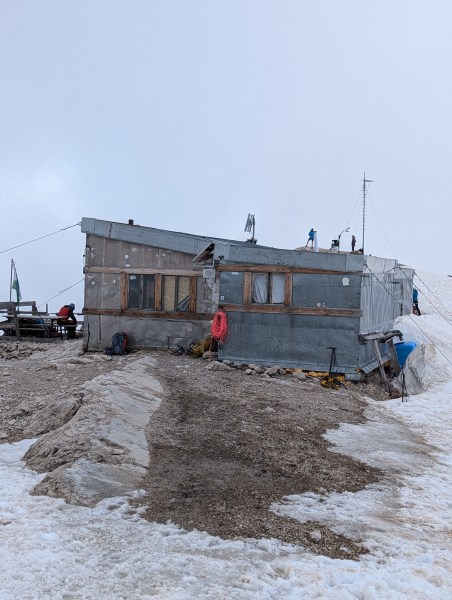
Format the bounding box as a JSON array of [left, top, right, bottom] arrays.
[[83, 315, 212, 351], [219, 272, 244, 304], [86, 235, 198, 270], [81, 218, 246, 257], [292, 273, 362, 308], [219, 312, 360, 372], [224, 245, 364, 271], [84, 272, 121, 310]]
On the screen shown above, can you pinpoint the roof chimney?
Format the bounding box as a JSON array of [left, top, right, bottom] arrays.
[[128, 219, 134, 226]]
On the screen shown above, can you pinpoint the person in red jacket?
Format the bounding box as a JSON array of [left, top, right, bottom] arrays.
[[57, 303, 78, 339]]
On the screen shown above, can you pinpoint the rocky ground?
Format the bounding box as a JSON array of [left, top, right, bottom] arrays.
[[0, 338, 397, 559]]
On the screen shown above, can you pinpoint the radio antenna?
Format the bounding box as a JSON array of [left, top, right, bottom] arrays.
[[244, 213, 256, 244], [362, 173, 373, 253]]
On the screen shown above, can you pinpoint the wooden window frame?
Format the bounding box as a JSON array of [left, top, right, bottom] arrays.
[[248, 271, 292, 307], [123, 272, 198, 313]]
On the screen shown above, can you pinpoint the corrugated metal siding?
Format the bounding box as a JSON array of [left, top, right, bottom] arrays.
[[219, 312, 360, 372], [360, 272, 403, 334]]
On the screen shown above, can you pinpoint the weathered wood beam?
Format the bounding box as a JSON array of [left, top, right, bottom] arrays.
[[84, 308, 213, 321], [219, 304, 362, 317], [84, 267, 201, 276]]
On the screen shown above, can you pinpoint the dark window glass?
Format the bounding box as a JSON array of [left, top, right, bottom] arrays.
[[142, 275, 155, 310], [128, 275, 140, 308], [128, 274, 155, 309]]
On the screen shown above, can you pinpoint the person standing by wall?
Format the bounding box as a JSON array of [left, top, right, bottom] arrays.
[[412, 288, 421, 315], [351, 235, 356, 252]]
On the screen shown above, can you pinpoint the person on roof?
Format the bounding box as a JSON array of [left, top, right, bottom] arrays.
[[57, 303, 78, 339], [351, 235, 356, 252], [305, 228, 315, 248]]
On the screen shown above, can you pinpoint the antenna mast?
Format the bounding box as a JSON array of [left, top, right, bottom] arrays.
[[244, 213, 256, 244], [362, 172, 373, 253]]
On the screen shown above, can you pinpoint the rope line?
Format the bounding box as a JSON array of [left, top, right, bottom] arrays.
[[395, 265, 452, 326], [367, 192, 400, 259], [365, 265, 452, 370], [0, 222, 81, 255], [37, 278, 85, 308], [414, 272, 452, 324]]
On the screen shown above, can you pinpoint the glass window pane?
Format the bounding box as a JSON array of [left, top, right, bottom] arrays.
[[271, 273, 285, 304], [163, 275, 176, 311], [252, 273, 268, 303], [142, 275, 155, 309], [176, 276, 190, 311], [128, 275, 140, 308]]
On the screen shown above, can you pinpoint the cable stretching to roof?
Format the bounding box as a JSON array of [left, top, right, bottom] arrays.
[[0, 222, 80, 255]]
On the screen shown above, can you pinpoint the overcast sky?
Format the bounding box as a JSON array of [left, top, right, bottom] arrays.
[[1, 1, 450, 311]]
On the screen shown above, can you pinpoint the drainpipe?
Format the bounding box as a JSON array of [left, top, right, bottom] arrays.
[[314, 230, 319, 252]]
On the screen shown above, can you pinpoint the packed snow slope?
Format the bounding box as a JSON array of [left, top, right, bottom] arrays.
[[0, 270, 451, 599]]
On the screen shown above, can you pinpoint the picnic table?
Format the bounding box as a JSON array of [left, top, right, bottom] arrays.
[[0, 314, 68, 339]]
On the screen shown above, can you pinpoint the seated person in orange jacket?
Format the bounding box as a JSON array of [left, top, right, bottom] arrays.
[[57, 303, 77, 339]]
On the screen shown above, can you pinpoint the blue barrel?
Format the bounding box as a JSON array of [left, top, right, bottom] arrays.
[[394, 342, 417, 368]]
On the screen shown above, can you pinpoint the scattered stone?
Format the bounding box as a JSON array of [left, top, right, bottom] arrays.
[[293, 372, 306, 381], [309, 530, 322, 542], [265, 366, 279, 377], [222, 360, 233, 366], [202, 351, 218, 360], [205, 361, 233, 372], [0, 432, 8, 439], [245, 368, 253, 375]]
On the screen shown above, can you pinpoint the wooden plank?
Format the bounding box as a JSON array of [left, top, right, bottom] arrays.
[[83, 308, 213, 321], [372, 339, 390, 393], [243, 272, 252, 304], [284, 272, 292, 307], [120, 272, 128, 311], [219, 304, 362, 317], [387, 338, 402, 376], [189, 276, 197, 313], [217, 265, 358, 275], [0, 301, 38, 309], [155, 274, 162, 311], [85, 266, 201, 276]]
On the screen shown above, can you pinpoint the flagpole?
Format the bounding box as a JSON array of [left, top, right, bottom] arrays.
[[9, 259, 13, 303]]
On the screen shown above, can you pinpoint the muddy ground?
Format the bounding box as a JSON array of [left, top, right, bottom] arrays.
[[136, 354, 391, 559], [0, 340, 396, 560]]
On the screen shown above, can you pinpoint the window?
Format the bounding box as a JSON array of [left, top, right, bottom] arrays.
[[128, 275, 155, 309], [127, 274, 192, 312], [252, 273, 285, 304], [162, 275, 191, 312]]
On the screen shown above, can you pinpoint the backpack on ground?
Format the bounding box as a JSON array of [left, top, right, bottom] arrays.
[[105, 332, 128, 355]]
